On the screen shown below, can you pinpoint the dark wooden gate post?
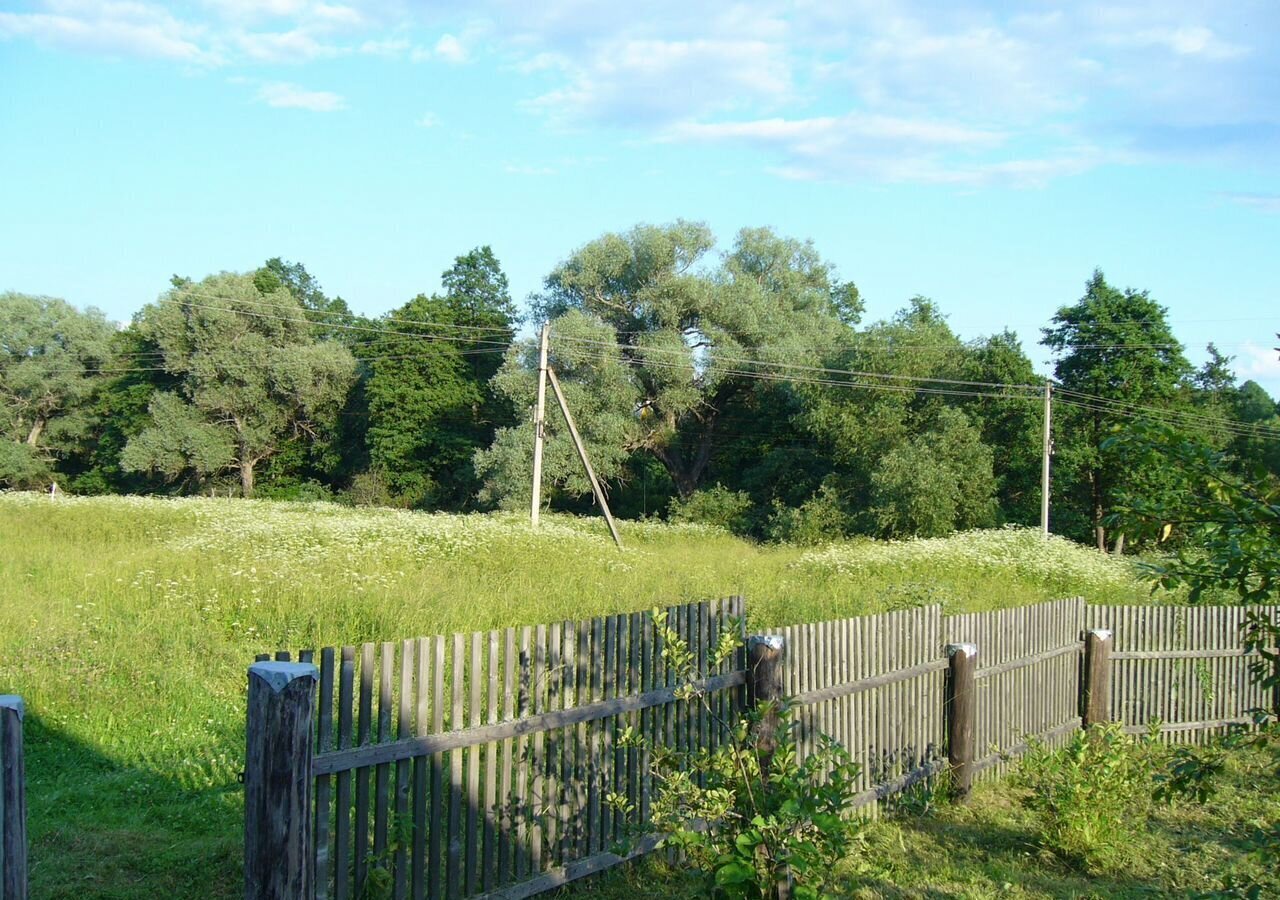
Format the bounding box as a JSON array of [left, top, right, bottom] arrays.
[[747, 635, 785, 780], [1081, 628, 1113, 728], [245, 662, 317, 900], [945, 643, 977, 802], [1, 696, 26, 900]]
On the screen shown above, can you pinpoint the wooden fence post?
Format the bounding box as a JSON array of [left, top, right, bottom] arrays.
[[1, 696, 26, 900], [245, 662, 317, 900], [747, 635, 785, 780], [945, 643, 977, 802], [1081, 628, 1113, 728], [746, 635, 792, 900]]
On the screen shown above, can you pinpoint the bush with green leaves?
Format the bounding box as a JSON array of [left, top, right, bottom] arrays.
[[613, 609, 862, 899], [667, 485, 755, 535], [1013, 724, 1159, 873]]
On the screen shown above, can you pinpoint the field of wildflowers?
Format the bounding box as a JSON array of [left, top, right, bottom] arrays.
[[0, 492, 1177, 898]]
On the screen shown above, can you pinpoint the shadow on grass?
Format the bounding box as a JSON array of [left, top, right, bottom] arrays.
[[851, 803, 1231, 899], [24, 714, 242, 900]]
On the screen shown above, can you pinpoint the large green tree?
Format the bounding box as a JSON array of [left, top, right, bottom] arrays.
[[122, 272, 357, 496], [0, 292, 115, 487], [1041, 270, 1192, 549], [477, 221, 858, 509], [363, 247, 518, 508]]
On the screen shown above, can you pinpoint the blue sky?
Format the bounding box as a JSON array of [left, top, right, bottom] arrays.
[[2, 0, 1278, 395]]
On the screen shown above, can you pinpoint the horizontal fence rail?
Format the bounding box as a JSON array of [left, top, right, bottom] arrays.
[[245, 595, 1279, 900]]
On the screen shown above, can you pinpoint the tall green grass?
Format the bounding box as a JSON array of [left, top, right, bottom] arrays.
[[0, 491, 1174, 897]]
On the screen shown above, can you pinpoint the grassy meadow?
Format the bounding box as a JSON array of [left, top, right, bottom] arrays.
[[0, 491, 1187, 897]]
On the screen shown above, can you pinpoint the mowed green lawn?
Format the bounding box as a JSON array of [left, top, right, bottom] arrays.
[[0, 492, 1173, 898]]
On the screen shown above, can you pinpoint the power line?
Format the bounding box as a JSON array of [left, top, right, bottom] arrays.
[[167, 288, 516, 336], [552, 334, 1045, 393]]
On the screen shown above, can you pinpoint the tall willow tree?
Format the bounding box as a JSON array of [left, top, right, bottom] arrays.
[[475, 221, 858, 508], [0, 292, 115, 487], [122, 272, 357, 497]]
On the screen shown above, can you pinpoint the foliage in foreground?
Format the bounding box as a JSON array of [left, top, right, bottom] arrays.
[[573, 729, 1280, 899], [1013, 724, 1162, 873], [623, 610, 861, 899]]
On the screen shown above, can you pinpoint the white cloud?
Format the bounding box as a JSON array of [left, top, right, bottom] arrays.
[[416, 112, 439, 127], [256, 81, 346, 111], [312, 3, 362, 27], [530, 37, 792, 126], [359, 36, 408, 56], [1237, 341, 1280, 381], [0, 1, 214, 63], [1221, 192, 1280, 212], [1131, 25, 1247, 60], [237, 27, 342, 62], [503, 162, 556, 176], [434, 32, 467, 63]]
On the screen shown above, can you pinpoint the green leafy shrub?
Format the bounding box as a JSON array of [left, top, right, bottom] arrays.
[[1013, 724, 1159, 872], [615, 610, 862, 898], [765, 482, 850, 546], [668, 485, 754, 535]]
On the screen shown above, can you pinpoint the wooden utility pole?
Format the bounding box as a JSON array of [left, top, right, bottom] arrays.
[[530, 323, 550, 528], [1041, 380, 1052, 539], [546, 367, 623, 549]]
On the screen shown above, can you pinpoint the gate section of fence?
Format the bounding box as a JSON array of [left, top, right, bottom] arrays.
[[943, 597, 1086, 780], [252, 597, 746, 900], [762, 605, 947, 813], [1085, 604, 1280, 743]]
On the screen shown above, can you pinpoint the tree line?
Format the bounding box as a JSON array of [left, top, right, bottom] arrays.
[[3, 221, 1278, 550]]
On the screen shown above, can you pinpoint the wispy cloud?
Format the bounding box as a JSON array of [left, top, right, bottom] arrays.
[[1220, 192, 1280, 212], [236, 27, 343, 62], [0, 0, 215, 63], [433, 32, 467, 63], [1237, 341, 1280, 381], [3, 0, 1277, 188], [256, 81, 346, 111]]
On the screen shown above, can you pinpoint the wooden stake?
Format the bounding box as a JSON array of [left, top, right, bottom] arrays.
[[531, 323, 550, 529], [545, 367, 623, 549]]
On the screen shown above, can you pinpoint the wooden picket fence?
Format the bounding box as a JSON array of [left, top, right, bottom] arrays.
[[246, 598, 1280, 900]]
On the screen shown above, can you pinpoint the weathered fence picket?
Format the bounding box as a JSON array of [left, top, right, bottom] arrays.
[[247, 595, 1277, 900]]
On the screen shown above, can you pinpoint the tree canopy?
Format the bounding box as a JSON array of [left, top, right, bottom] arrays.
[[0, 292, 115, 487], [122, 272, 357, 496]]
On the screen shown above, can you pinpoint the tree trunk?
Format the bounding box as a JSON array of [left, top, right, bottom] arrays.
[[650, 397, 727, 499], [240, 458, 256, 498], [25, 417, 45, 446], [1112, 532, 1125, 556], [1091, 473, 1106, 551]]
